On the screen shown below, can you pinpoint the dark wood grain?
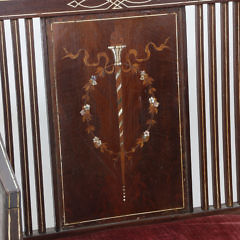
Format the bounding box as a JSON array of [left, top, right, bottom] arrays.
[[233, 1, 240, 204], [25, 18, 46, 234], [179, 7, 193, 213], [0, 0, 239, 239], [0, 21, 14, 170], [46, 7, 192, 229], [195, 4, 209, 211], [220, 2, 233, 207], [0, 0, 238, 20], [11, 19, 33, 236], [208, 3, 221, 209]]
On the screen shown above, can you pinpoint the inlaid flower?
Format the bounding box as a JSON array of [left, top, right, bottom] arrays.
[[149, 97, 159, 108], [90, 75, 97, 86], [93, 136, 102, 148], [80, 104, 91, 116], [84, 104, 90, 111], [80, 110, 85, 116], [140, 70, 146, 81], [143, 130, 150, 142], [144, 130, 150, 138]]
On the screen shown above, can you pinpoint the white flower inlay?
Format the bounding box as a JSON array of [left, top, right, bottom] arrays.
[[93, 136, 102, 147], [143, 130, 150, 138], [149, 97, 159, 108], [140, 70, 146, 81], [80, 104, 91, 116], [90, 75, 97, 86]]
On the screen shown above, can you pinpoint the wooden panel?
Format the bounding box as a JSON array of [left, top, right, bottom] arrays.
[[0, 0, 238, 20], [195, 4, 208, 210], [46, 8, 192, 229], [208, 3, 221, 209]]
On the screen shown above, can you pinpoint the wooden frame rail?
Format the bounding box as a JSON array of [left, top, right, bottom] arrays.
[[0, 135, 22, 240], [0, 0, 238, 20]]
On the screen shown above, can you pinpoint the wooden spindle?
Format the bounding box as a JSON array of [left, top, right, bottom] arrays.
[[41, 19, 61, 231], [233, 1, 240, 204], [208, 3, 221, 209], [0, 21, 14, 170], [25, 18, 46, 233], [221, 2, 233, 207], [195, 4, 209, 210], [11, 19, 32, 235]]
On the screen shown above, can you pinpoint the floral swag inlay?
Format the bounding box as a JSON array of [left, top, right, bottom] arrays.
[[62, 37, 169, 201], [80, 70, 159, 155]]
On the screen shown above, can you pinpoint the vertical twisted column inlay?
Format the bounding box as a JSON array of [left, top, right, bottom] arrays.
[[108, 45, 126, 202]]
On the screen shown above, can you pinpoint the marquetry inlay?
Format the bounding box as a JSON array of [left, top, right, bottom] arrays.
[[67, 0, 154, 9], [63, 37, 169, 202]]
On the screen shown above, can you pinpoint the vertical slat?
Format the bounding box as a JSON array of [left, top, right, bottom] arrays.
[[25, 18, 46, 233], [195, 4, 209, 210], [41, 19, 61, 231], [208, 3, 221, 209], [221, 2, 233, 207], [0, 21, 14, 170], [233, 1, 240, 203], [11, 19, 32, 235]]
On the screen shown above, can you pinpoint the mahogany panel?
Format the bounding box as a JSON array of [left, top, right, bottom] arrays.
[[46, 7, 192, 229]]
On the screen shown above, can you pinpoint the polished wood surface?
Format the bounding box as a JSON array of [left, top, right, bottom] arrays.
[[41, 18, 62, 232], [0, 0, 239, 238], [195, 4, 209, 211], [0, 20, 14, 170], [25, 18, 46, 234], [0, 0, 238, 20], [221, 3, 233, 207], [208, 3, 221, 209], [233, 1, 240, 204], [46, 8, 192, 229], [11, 19, 33, 235]]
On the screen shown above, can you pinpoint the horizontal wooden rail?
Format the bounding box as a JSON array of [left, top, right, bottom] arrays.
[[0, 0, 238, 20], [0, 135, 22, 240]]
